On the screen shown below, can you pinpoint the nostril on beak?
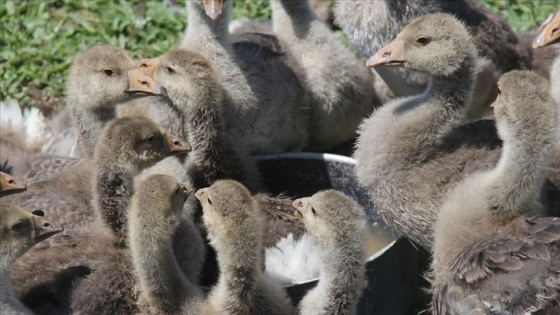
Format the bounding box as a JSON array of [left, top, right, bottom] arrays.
[[8, 179, 14, 184], [141, 80, 149, 86], [383, 51, 391, 58]]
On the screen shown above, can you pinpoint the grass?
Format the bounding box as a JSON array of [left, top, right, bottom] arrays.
[[1, 0, 558, 113]]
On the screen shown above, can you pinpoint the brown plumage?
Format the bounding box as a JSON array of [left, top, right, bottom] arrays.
[[431, 70, 560, 314]]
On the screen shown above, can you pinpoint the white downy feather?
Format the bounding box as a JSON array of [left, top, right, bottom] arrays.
[[265, 233, 321, 286]]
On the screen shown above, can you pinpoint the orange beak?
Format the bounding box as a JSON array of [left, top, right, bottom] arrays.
[[136, 58, 159, 77], [533, 9, 560, 48], [0, 171, 26, 197], [126, 68, 167, 96], [202, 0, 223, 20], [164, 133, 191, 156], [195, 188, 209, 202], [366, 39, 406, 68]]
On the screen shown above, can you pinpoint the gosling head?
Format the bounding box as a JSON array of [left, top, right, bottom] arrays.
[[491, 70, 555, 142], [0, 204, 62, 264], [0, 172, 26, 198], [367, 13, 475, 77], [68, 45, 140, 107], [195, 180, 260, 246], [131, 49, 219, 108], [293, 190, 366, 251], [95, 116, 191, 173], [129, 174, 192, 234], [199, 0, 225, 20], [533, 9, 560, 48]]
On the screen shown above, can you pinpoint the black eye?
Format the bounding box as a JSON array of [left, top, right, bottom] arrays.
[[311, 207, 317, 215], [415, 36, 431, 46], [146, 135, 155, 142], [103, 68, 114, 77], [12, 221, 23, 232], [207, 197, 212, 205], [165, 66, 175, 74]]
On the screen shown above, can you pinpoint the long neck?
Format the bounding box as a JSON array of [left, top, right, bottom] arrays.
[[271, 0, 316, 37], [93, 162, 135, 246], [488, 122, 556, 219], [182, 1, 232, 55], [69, 99, 115, 158], [180, 88, 238, 189], [129, 216, 202, 314], [386, 58, 475, 164], [212, 236, 260, 312], [303, 244, 364, 315]]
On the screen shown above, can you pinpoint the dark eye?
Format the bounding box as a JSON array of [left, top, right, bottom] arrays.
[[415, 36, 431, 46], [12, 221, 23, 232], [311, 207, 317, 215], [165, 66, 175, 74], [207, 197, 212, 205], [103, 68, 114, 77], [146, 135, 155, 142]]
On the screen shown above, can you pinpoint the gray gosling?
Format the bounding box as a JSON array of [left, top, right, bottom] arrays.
[[355, 13, 560, 249], [180, 0, 309, 154], [132, 49, 261, 192], [293, 190, 366, 315], [196, 180, 295, 315], [9, 117, 202, 314], [432, 70, 560, 314], [128, 174, 204, 315], [0, 204, 62, 315], [270, 0, 378, 150], [67, 45, 166, 158], [334, 0, 531, 97], [0, 172, 26, 198]]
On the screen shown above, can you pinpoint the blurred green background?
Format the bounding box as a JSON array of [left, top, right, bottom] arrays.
[[1, 0, 558, 113]]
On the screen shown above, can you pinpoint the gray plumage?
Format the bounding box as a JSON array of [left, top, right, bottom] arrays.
[[10, 117, 205, 314], [146, 49, 262, 192], [432, 70, 560, 315], [0, 204, 62, 315], [335, 0, 532, 95], [293, 190, 366, 315], [197, 180, 295, 315], [355, 13, 560, 250], [271, 0, 379, 150], [128, 174, 204, 315], [181, 0, 309, 154]]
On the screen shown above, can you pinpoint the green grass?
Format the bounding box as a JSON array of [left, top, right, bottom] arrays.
[[1, 0, 558, 113]]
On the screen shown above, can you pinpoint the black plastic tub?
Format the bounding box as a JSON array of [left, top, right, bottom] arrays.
[[255, 152, 423, 315]]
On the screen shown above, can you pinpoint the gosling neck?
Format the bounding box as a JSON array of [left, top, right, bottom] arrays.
[[271, 0, 316, 37], [213, 232, 261, 307], [182, 1, 233, 54], [68, 97, 117, 158], [129, 210, 202, 314], [489, 117, 556, 219], [311, 242, 364, 314], [92, 155, 137, 246]]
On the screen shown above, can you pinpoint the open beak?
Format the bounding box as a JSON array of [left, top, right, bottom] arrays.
[[202, 0, 223, 20], [533, 10, 560, 48], [126, 68, 167, 96], [32, 215, 63, 243], [164, 133, 191, 156], [366, 39, 406, 68], [0, 172, 27, 197], [292, 197, 310, 221], [195, 188, 208, 202], [136, 58, 159, 77]]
